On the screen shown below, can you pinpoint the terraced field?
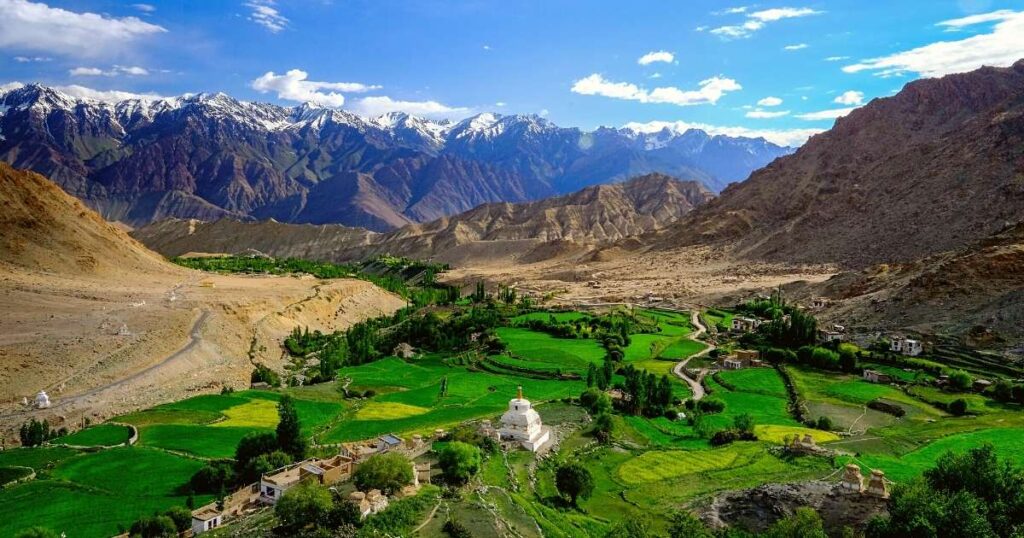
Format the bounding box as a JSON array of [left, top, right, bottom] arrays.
[[56, 424, 132, 447]]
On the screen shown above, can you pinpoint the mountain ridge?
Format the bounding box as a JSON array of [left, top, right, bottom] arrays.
[[0, 83, 790, 231]]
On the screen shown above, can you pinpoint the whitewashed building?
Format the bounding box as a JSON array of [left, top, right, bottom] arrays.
[[499, 386, 550, 452]]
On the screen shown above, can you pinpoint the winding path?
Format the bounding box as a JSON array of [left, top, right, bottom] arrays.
[[672, 310, 715, 401]]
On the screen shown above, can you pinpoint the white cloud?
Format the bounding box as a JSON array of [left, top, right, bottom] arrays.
[[69, 65, 150, 77], [245, 0, 288, 33], [649, 72, 662, 79], [13, 55, 50, 62], [482, 44, 491, 51], [350, 95, 471, 119], [638, 50, 675, 65], [833, 90, 864, 105], [784, 43, 808, 51], [757, 96, 783, 106], [710, 6, 821, 39], [495, 101, 507, 107], [843, 10, 1024, 78], [132, 3, 155, 13], [571, 73, 741, 107], [623, 119, 821, 147], [56, 84, 167, 102], [0, 0, 166, 58], [0, 81, 25, 94], [795, 107, 856, 120], [539, 108, 550, 117], [721, 6, 748, 14], [251, 69, 380, 107], [937, 9, 1015, 30], [745, 108, 790, 118], [824, 55, 849, 61]]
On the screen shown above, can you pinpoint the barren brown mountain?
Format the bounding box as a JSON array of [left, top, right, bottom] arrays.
[[660, 60, 1024, 268], [0, 165, 403, 437], [132, 173, 714, 265]]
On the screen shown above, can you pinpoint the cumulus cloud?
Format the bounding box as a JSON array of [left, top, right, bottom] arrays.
[[245, 0, 288, 33], [70, 65, 150, 77], [0, 0, 166, 58], [251, 69, 380, 107], [795, 107, 856, 120], [571, 73, 741, 106], [711, 7, 821, 38], [757, 96, 783, 106], [638, 50, 675, 65], [745, 108, 790, 118], [843, 10, 1024, 78], [784, 43, 808, 51], [350, 95, 471, 119], [623, 119, 821, 147], [833, 90, 864, 105]]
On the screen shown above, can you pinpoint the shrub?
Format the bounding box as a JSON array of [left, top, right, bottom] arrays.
[[443, 519, 473, 538], [948, 398, 968, 416], [354, 452, 414, 494], [710, 430, 738, 446], [867, 399, 906, 417], [128, 515, 177, 538], [697, 398, 725, 414], [815, 416, 833, 431], [275, 480, 333, 531], [162, 506, 192, 532], [592, 412, 614, 443], [190, 461, 236, 494], [437, 441, 481, 485], [948, 370, 973, 392]]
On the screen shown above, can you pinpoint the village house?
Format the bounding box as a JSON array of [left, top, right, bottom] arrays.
[[259, 455, 353, 504], [731, 317, 762, 333], [349, 489, 389, 518], [723, 358, 744, 370], [890, 336, 923, 356], [862, 369, 893, 384], [393, 343, 416, 359], [820, 329, 845, 343], [499, 386, 551, 452], [191, 508, 222, 535], [721, 349, 761, 370]]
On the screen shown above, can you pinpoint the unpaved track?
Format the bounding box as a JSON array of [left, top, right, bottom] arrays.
[[50, 309, 211, 410], [672, 310, 714, 401]]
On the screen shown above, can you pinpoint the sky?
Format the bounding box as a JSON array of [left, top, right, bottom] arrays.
[[0, 0, 1022, 146]]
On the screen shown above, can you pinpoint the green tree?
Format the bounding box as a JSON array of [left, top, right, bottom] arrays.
[[275, 480, 333, 531], [592, 412, 614, 443], [128, 515, 177, 538], [667, 511, 713, 538], [555, 462, 594, 507], [949, 398, 968, 416], [162, 506, 193, 533], [353, 452, 414, 494], [579, 388, 611, 415], [763, 507, 827, 538], [438, 441, 482, 485], [604, 517, 656, 538], [276, 395, 307, 460], [948, 370, 974, 392], [733, 413, 755, 436]]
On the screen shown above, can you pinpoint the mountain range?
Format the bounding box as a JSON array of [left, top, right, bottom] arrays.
[[0, 84, 790, 231], [131, 173, 713, 265], [660, 59, 1024, 268]]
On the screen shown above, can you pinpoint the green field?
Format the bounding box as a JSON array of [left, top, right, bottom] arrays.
[[0, 447, 210, 538], [57, 424, 132, 447], [496, 327, 606, 374], [703, 370, 799, 430]]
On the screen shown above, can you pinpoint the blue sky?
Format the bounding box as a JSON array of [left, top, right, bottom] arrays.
[[1, 0, 1022, 145]]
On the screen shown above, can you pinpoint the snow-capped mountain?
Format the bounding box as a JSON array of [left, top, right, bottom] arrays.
[[0, 83, 793, 230]]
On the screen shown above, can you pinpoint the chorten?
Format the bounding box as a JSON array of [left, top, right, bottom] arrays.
[[34, 390, 51, 409], [499, 386, 550, 452]]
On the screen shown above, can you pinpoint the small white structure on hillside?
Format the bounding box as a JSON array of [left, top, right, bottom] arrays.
[[191, 508, 222, 534], [499, 386, 551, 452], [731, 317, 762, 333], [890, 336, 923, 356], [34, 390, 51, 409]]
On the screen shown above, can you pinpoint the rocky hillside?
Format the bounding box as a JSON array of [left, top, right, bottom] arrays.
[[661, 60, 1024, 268], [0, 85, 789, 231], [0, 162, 177, 276], [132, 173, 713, 264]]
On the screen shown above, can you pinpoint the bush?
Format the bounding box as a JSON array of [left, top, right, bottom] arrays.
[[867, 399, 906, 417], [667, 511, 713, 538], [592, 412, 614, 443], [162, 506, 193, 533], [275, 480, 333, 531], [948, 398, 968, 416], [443, 519, 473, 538], [437, 441, 481, 485], [948, 370, 973, 392], [129, 515, 177, 538], [354, 452, 414, 494], [815, 416, 833, 431], [579, 388, 612, 415], [190, 461, 236, 494], [710, 430, 738, 446], [697, 398, 725, 414]]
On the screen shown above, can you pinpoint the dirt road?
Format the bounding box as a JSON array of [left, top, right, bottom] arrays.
[[672, 310, 715, 401]]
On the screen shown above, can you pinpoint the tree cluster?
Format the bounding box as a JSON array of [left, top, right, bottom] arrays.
[[18, 419, 65, 447]]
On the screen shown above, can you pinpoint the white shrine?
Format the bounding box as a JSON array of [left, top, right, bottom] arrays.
[[35, 390, 51, 409], [499, 386, 551, 452]]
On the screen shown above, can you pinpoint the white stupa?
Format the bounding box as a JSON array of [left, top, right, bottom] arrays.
[[35, 390, 51, 409], [499, 386, 550, 452]]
